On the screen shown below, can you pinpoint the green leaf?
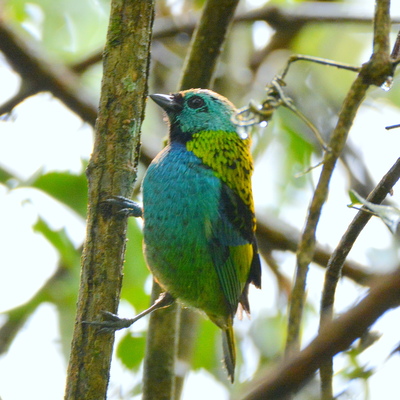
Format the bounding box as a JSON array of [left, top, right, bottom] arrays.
[[31, 171, 88, 218], [121, 218, 150, 311], [349, 190, 400, 235], [0, 165, 14, 184], [8, 218, 81, 359], [192, 317, 219, 372], [342, 365, 375, 381], [33, 217, 81, 269], [348, 190, 361, 205], [117, 331, 146, 370]]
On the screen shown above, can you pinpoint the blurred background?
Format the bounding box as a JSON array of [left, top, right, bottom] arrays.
[[1, 0, 400, 398]]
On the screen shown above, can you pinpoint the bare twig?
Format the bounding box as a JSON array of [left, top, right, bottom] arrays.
[[71, 3, 391, 74], [179, 0, 240, 90], [390, 29, 400, 60], [286, 72, 367, 355], [143, 285, 181, 400], [0, 263, 71, 355], [0, 22, 97, 124], [240, 268, 400, 400], [317, 1, 394, 398], [319, 158, 400, 398], [286, 0, 394, 359], [2, 2, 393, 116], [256, 214, 376, 287]]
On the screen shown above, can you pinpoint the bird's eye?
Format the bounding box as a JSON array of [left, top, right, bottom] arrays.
[[187, 96, 205, 109]]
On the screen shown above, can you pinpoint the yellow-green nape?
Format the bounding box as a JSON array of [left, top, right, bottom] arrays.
[[186, 130, 255, 217]]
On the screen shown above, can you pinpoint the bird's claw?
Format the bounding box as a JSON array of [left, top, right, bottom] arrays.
[[104, 196, 143, 218], [82, 311, 135, 333]]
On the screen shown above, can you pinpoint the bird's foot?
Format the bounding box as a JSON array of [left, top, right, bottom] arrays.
[[83, 292, 175, 333], [104, 195, 143, 218], [82, 311, 137, 333]]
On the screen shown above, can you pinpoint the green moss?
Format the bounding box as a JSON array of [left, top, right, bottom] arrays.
[[122, 76, 137, 92]]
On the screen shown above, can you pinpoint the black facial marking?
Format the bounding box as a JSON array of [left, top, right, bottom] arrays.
[[172, 92, 184, 107], [169, 124, 193, 144], [166, 93, 190, 144]]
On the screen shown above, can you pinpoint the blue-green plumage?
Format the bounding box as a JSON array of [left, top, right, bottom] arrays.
[[143, 143, 233, 319], [142, 89, 261, 382]]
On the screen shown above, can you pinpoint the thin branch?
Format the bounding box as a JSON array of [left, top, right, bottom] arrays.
[[319, 1, 393, 397], [143, 284, 181, 400], [285, 0, 394, 357], [256, 214, 376, 287], [319, 155, 400, 397], [179, 0, 240, 90], [240, 267, 400, 400], [175, 309, 200, 399], [3, 3, 398, 119], [0, 263, 70, 355], [0, 83, 38, 117], [71, 3, 391, 74], [286, 75, 367, 355], [0, 22, 97, 124], [390, 29, 400, 60]]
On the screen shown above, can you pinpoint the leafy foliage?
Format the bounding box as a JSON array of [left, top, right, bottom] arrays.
[[1, 0, 400, 399]]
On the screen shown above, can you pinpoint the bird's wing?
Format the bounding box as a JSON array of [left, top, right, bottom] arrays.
[[209, 182, 260, 314]]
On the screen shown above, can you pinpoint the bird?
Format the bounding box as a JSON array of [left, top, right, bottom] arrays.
[[97, 89, 261, 383], [141, 89, 262, 382]]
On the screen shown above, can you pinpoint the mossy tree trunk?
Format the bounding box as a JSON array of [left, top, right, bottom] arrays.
[[64, 1, 155, 399]]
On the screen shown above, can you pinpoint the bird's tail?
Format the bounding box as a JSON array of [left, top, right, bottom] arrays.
[[222, 325, 236, 383]]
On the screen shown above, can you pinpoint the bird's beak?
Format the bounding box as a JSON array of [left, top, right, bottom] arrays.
[[150, 94, 183, 112]]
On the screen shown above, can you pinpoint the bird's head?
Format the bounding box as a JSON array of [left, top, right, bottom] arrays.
[[150, 89, 237, 144]]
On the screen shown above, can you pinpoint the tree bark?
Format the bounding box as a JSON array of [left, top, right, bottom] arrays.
[[64, 1, 155, 399]]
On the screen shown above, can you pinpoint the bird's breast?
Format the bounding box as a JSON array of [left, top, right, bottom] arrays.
[[142, 144, 220, 251]]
